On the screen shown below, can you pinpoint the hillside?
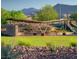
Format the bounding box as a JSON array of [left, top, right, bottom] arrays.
[[22, 8, 39, 16]]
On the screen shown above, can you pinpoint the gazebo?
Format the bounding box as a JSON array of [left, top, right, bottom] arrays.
[[4, 18, 55, 36], [1, 18, 75, 36]]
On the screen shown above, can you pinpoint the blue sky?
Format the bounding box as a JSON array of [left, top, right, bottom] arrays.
[[1, 0, 77, 10]]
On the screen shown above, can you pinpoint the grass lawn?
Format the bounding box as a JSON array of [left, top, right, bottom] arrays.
[[1, 36, 77, 47]]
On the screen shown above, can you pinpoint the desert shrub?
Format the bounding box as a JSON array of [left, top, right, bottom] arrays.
[[46, 42, 51, 47], [46, 42, 56, 52], [70, 42, 76, 47], [18, 41, 31, 46], [1, 41, 5, 46]]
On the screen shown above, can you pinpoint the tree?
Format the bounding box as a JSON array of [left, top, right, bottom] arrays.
[[10, 11, 27, 20], [70, 13, 77, 21], [33, 5, 58, 21], [1, 8, 27, 24], [1, 8, 11, 24]]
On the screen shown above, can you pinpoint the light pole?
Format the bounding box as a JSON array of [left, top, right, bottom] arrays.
[[59, 4, 61, 20]]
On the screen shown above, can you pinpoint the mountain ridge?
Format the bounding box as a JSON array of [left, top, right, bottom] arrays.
[[22, 4, 77, 18]]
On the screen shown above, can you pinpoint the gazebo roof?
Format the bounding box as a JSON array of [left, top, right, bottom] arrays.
[[7, 18, 70, 24], [7, 18, 61, 23]]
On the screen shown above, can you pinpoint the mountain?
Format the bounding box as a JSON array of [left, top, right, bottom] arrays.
[[22, 4, 77, 18], [22, 8, 39, 16], [54, 4, 77, 18]]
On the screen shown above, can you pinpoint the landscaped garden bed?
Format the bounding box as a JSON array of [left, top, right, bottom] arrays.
[[1, 36, 77, 59], [1, 45, 77, 59]]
